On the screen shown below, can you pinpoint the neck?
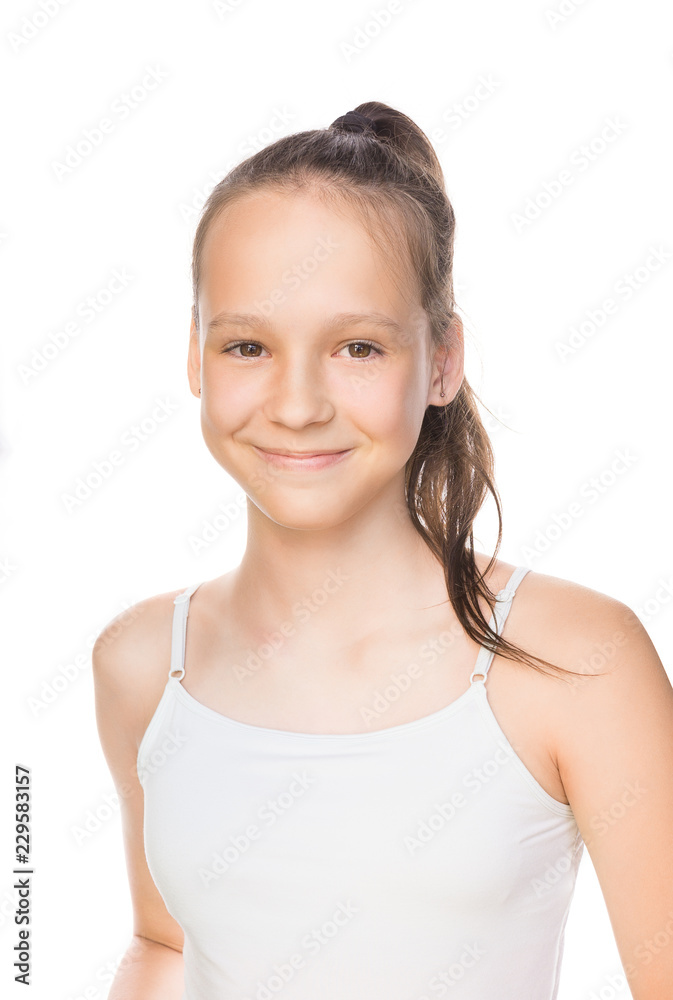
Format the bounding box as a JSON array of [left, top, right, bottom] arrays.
[[225, 488, 448, 651]]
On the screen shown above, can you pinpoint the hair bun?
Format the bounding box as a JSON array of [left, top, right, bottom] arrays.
[[330, 110, 378, 135]]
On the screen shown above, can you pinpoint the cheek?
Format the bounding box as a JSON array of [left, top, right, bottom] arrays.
[[351, 364, 426, 451], [201, 370, 253, 433]]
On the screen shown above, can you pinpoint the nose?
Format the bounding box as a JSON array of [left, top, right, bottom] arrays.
[[262, 359, 335, 430]]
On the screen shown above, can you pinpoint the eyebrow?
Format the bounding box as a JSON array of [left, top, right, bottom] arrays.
[[206, 310, 404, 337]]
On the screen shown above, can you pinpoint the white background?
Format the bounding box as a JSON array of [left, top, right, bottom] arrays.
[[2, 1, 672, 998]]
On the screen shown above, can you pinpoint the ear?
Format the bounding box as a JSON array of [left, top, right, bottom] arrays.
[[187, 309, 202, 399], [428, 315, 464, 406]]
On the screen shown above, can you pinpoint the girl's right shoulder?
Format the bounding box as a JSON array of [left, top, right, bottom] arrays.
[[92, 586, 186, 681], [91, 588, 193, 953], [91, 586, 192, 750]]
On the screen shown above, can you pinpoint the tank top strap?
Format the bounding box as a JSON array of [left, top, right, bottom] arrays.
[[469, 566, 531, 685], [169, 582, 204, 681]]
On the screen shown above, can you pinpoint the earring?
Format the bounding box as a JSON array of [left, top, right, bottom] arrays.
[[199, 388, 201, 394], [440, 347, 448, 398]]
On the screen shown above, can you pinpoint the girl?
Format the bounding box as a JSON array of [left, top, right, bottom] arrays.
[[93, 103, 673, 1000]]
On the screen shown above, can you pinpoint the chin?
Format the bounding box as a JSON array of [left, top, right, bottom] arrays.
[[249, 492, 358, 531]]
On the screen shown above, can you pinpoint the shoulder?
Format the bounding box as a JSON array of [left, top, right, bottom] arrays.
[[91, 586, 195, 954], [475, 554, 656, 703], [503, 563, 658, 691], [513, 565, 648, 667], [444, 553, 651, 676], [509, 565, 671, 780], [91, 585, 188, 747], [476, 556, 668, 738], [513, 571, 673, 985], [92, 586, 184, 678]]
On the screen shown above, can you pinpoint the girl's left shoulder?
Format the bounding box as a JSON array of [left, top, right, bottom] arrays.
[[505, 564, 662, 692], [519, 567, 673, 993]]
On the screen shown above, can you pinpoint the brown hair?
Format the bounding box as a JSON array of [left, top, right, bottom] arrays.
[[191, 101, 582, 682]]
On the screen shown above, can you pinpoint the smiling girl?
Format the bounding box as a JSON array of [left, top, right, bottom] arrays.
[[93, 103, 673, 1000]]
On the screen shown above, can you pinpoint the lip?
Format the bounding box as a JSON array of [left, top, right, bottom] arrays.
[[253, 446, 353, 470]]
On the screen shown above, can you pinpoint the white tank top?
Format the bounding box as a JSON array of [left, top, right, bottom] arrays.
[[137, 565, 584, 1000]]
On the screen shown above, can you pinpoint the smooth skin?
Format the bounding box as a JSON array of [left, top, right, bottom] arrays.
[[93, 187, 673, 998]]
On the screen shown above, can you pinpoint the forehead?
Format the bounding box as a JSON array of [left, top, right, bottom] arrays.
[[198, 187, 424, 333]]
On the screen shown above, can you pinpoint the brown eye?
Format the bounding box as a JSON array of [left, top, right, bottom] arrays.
[[239, 343, 263, 357], [342, 340, 383, 361], [221, 341, 265, 357]]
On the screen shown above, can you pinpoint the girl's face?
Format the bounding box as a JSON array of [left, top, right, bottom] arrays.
[[188, 188, 461, 530]]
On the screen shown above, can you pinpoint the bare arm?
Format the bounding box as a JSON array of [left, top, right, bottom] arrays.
[[547, 591, 673, 999], [92, 593, 186, 999], [107, 936, 184, 1000]]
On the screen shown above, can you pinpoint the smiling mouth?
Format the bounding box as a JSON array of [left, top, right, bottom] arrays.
[[252, 446, 353, 470], [258, 448, 350, 456]]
